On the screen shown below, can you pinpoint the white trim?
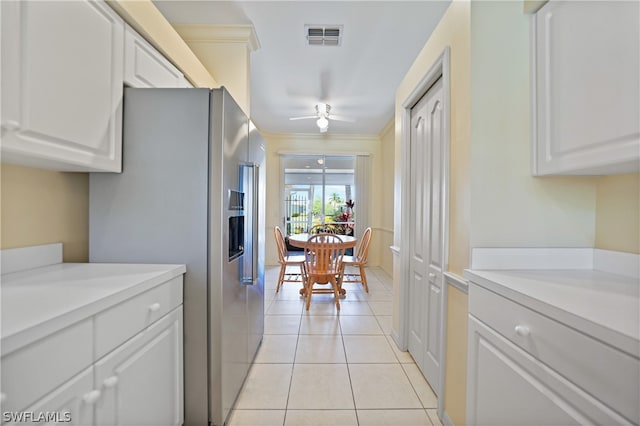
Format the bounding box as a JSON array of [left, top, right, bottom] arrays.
[[530, 11, 540, 175], [374, 226, 394, 234], [444, 271, 468, 294], [594, 249, 640, 279], [399, 46, 451, 415], [1, 243, 63, 275], [470, 247, 593, 270], [389, 245, 401, 256], [390, 330, 403, 351]]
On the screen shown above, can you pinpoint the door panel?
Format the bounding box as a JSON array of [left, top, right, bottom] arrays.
[[408, 77, 444, 394]]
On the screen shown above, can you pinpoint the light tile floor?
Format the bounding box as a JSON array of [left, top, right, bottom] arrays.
[[227, 266, 442, 426]]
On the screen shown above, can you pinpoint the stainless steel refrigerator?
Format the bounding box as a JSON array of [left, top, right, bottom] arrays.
[[89, 87, 265, 426]]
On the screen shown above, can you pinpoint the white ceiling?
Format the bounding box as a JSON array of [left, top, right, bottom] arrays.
[[153, 1, 451, 135]]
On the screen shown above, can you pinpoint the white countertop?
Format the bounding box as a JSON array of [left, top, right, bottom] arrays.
[[1, 262, 186, 355], [464, 269, 640, 357]]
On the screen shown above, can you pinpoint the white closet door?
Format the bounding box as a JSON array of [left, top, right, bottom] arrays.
[[408, 77, 444, 394]]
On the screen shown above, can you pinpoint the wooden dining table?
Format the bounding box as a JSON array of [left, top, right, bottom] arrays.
[[287, 233, 358, 250], [286, 233, 358, 295]]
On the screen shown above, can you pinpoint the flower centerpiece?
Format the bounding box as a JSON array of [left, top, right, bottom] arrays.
[[333, 199, 355, 236]]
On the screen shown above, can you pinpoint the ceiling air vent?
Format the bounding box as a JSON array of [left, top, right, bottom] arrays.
[[305, 25, 343, 46]]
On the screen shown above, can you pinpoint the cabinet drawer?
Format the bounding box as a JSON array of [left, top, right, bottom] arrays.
[[94, 276, 183, 359], [470, 284, 640, 423], [0, 319, 93, 413]]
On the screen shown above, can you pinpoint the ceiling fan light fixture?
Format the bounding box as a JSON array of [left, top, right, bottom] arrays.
[[316, 116, 329, 130]]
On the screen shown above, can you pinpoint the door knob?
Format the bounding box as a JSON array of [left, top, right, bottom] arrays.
[[103, 376, 119, 388], [1, 120, 20, 131], [428, 273, 436, 279], [82, 390, 101, 404], [514, 325, 530, 337], [148, 302, 161, 312]]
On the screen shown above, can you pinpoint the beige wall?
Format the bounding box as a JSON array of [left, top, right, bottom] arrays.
[[444, 285, 468, 426], [173, 25, 257, 116], [262, 132, 385, 267], [379, 120, 395, 277], [595, 173, 640, 254], [0, 164, 89, 262], [470, 0, 597, 250], [394, 1, 471, 422]]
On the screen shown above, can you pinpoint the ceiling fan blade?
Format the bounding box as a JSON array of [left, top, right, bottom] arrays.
[[329, 115, 355, 123], [289, 115, 318, 121]]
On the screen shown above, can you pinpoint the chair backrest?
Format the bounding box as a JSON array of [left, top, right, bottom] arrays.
[[273, 226, 287, 262], [356, 227, 373, 262], [304, 233, 345, 279]]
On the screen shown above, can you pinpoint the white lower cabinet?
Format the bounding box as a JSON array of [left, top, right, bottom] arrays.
[[467, 316, 626, 426], [95, 307, 183, 426], [466, 282, 638, 426], [0, 274, 184, 426]]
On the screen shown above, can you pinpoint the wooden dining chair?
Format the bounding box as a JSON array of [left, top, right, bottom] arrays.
[[274, 226, 306, 292], [303, 233, 345, 311], [338, 227, 373, 292]]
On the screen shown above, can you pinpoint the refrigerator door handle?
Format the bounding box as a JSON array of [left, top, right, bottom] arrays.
[[241, 163, 259, 285]]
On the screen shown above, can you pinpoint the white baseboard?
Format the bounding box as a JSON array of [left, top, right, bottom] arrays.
[[390, 329, 404, 351], [1, 243, 63, 275]]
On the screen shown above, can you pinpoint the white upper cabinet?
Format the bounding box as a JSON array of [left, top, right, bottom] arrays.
[[124, 24, 189, 89], [1, 0, 124, 172], [531, 1, 640, 175]]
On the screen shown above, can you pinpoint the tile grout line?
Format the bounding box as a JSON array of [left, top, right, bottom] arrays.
[[281, 304, 304, 425], [339, 313, 362, 426]]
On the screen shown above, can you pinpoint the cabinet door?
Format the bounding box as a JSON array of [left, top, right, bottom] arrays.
[[0, 0, 124, 172], [4, 368, 95, 426], [124, 25, 185, 88], [532, 1, 639, 175], [466, 316, 627, 426], [94, 307, 183, 426]]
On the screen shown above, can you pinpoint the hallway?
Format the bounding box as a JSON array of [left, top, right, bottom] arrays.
[[227, 266, 441, 426]]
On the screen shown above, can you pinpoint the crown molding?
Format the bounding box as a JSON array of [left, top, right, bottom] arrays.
[[173, 24, 260, 51]]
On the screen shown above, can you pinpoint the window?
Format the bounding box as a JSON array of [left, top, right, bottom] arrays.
[[281, 154, 355, 237]]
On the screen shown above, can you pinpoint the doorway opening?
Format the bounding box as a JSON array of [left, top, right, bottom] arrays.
[[281, 154, 356, 249]]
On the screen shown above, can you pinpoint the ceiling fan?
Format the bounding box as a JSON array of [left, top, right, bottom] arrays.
[[289, 103, 354, 133]]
